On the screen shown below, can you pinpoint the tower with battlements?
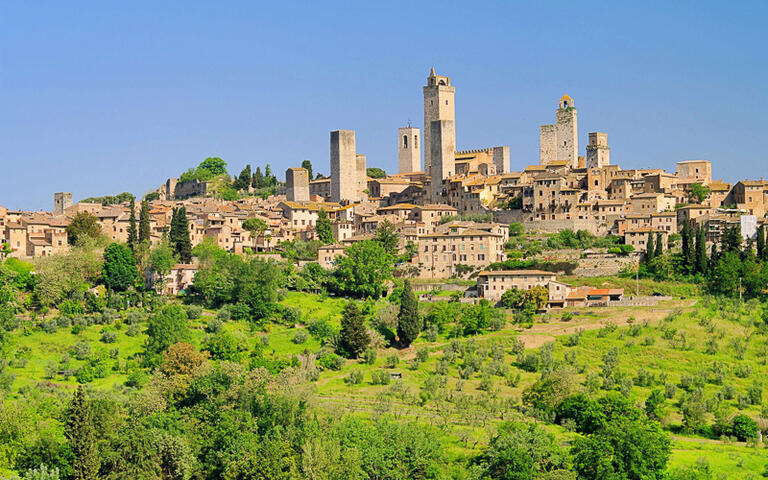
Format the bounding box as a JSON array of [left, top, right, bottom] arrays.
[[398, 126, 421, 173], [423, 68, 455, 177]]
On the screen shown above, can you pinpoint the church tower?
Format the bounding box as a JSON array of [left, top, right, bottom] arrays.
[[423, 67, 455, 177], [398, 126, 421, 173]]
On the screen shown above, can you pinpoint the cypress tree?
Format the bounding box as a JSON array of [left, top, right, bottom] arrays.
[[723, 225, 742, 253], [339, 301, 370, 358], [315, 208, 334, 244], [685, 222, 696, 274], [66, 386, 100, 480], [645, 231, 655, 264], [757, 225, 766, 261], [127, 198, 138, 252], [708, 243, 719, 271], [397, 280, 421, 347], [175, 207, 192, 263], [654, 233, 663, 258], [139, 200, 151, 245], [681, 221, 692, 274], [695, 226, 708, 274]]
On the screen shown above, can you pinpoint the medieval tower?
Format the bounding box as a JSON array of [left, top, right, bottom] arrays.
[[330, 130, 358, 203], [285, 167, 310, 202], [429, 120, 456, 202], [53, 192, 72, 215], [539, 95, 578, 168], [398, 126, 421, 173], [423, 68, 455, 177], [586, 132, 610, 169]]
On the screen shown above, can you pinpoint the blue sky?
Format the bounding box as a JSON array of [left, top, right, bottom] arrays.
[[2, 1, 767, 211]]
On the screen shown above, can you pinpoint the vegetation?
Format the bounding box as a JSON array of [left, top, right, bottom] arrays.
[[80, 192, 135, 206]]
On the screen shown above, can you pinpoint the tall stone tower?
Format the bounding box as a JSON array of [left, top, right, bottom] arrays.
[[285, 167, 309, 202], [330, 130, 357, 203], [586, 132, 610, 169], [398, 126, 421, 173], [54, 192, 72, 215], [539, 95, 578, 168], [492, 146, 510, 174], [356, 154, 367, 200], [429, 120, 455, 202], [556, 95, 578, 168], [423, 68, 455, 177]]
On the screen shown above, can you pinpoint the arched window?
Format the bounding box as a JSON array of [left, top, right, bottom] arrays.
[[403, 135, 408, 148], [414, 135, 418, 148]]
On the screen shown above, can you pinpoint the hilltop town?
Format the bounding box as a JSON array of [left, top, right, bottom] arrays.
[[3, 69, 763, 287]]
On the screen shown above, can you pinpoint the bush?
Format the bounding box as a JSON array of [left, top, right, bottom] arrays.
[[70, 324, 85, 335], [345, 369, 364, 385], [100, 331, 117, 343], [72, 341, 92, 360], [424, 324, 439, 342], [216, 307, 231, 322], [292, 330, 308, 344], [561, 311, 574, 322], [371, 370, 391, 385], [364, 347, 377, 365], [186, 305, 203, 320], [416, 346, 429, 363], [205, 318, 223, 334], [282, 306, 301, 325], [385, 352, 400, 368], [317, 352, 344, 371], [731, 414, 759, 441], [308, 318, 336, 341], [125, 323, 142, 337]]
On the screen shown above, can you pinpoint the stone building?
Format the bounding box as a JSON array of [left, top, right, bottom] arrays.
[[423, 68, 455, 177], [53, 192, 72, 215], [285, 167, 310, 202], [586, 132, 610, 169], [398, 126, 421, 173], [540, 95, 578, 168], [429, 119, 456, 202], [676, 160, 712, 185], [330, 130, 360, 203], [416, 222, 507, 277]]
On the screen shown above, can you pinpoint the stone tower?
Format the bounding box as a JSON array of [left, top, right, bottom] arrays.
[[356, 154, 367, 200], [398, 126, 421, 173], [429, 120, 455, 202], [330, 130, 357, 203], [423, 68, 455, 177], [556, 95, 578, 168], [586, 132, 610, 169], [54, 192, 72, 215], [492, 146, 510, 174], [285, 167, 309, 202], [539, 95, 578, 168]]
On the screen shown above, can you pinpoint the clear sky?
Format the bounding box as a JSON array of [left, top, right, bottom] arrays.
[[2, 1, 767, 211]]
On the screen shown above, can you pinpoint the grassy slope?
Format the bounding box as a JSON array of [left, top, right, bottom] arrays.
[[3, 291, 767, 477]]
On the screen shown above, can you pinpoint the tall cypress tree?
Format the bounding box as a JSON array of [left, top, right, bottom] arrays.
[[654, 233, 663, 258], [723, 225, 742, 253], [339, 301, 370, 358], [695, 226, 708, 274], [681, 221, 692, 274], [685, 221, 696, 274], [757, 225, 765, 261], [397, 280, 421, 347], [139, 200, 151, 245], [175, 207, 192, 263], [645, 232, 655, 264], [315, 208, 334, 244], [66, 386, 100, 480], [127, 198, 138, 252]]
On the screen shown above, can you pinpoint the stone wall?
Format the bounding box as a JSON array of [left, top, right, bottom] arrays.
[[492, 210, 608, 236], [573, 255, 638, 277]]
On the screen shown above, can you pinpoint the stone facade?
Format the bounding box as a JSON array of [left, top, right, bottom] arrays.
[[492, 146, 510, 174], [53, 192, 72, 215], [540, 95, 578, 168], [586, 132, 610, 169], [285, 167, 309, 202], [356, 154, 367, 201], [330, 130, 357, 203], [429, 120, 456, 202], [676, 160, 712, 185], [398, 126, 421, 173], [423, 68, 455, 177]]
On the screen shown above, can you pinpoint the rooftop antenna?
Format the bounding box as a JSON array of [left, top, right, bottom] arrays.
[[407, 118, 411, 128]]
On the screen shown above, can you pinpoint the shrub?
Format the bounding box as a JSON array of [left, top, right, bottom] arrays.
[[416, 346, 429, 363], [345, 369, 364, 385], [307, 318, 336, 340], [731, 414, 759, 441], [186, 305, 203, 320], [125, 323, 142, 337], [75, 365, 95, 383], [282, 306, 301, 325], [72, 341, 92, 360], [100, 331, 117, 343], [561, 311, 574, 322], [70, 324, 85, 335], [205, 318, 223, 334], [216, 307, 231, 322], [364, 347, 377, 365], [385, 352, 400, 368], [292, 330, 308, 344], [371, 370, 391, 385], [424, 324, 439, 342], [317, 352, 344, 371]]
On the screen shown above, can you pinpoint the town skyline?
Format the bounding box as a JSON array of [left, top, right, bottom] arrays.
[[3, 1, 767, 210]]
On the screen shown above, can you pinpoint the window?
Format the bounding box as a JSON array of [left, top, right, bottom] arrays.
[[403, 135, 408, 148], [414, 135, 418, 148]]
